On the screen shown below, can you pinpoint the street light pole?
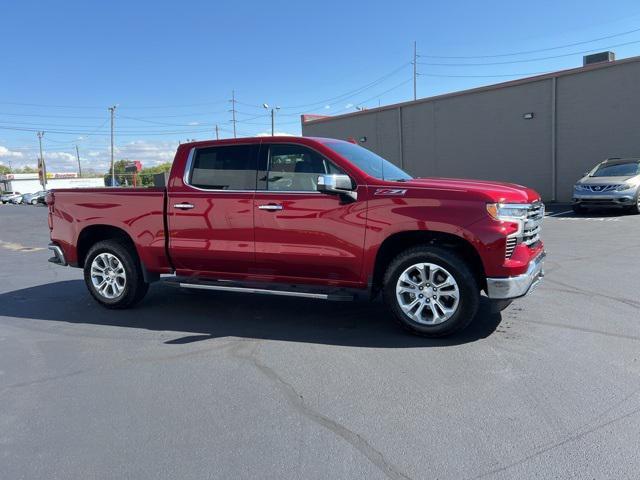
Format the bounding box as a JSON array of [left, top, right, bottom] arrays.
[[37, 131, 46, 189], [413, 40, 418, 101], [263, 103, 280, 136], [109, 105, 117, 186], [75, 144, 82, 176]]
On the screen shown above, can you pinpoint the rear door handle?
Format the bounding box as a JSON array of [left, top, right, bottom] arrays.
[[258, 204, 283, 211], [173, 203, 195, 210]]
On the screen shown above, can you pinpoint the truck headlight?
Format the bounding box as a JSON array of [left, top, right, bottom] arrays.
[[486, 203, 529, 221], [487, 203, 530, 237], [574, 184, 588, 191], [614, 183, 634, 191]]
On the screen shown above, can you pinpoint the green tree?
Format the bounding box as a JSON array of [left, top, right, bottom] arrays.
[[138, 162, 173, 186], [104, 160, 173, 187], [0, 164, 11, 175], [103, 160, 130, 186]]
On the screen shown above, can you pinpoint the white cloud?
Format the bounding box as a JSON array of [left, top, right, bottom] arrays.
[[188, 121, 200, 126], [0, 146, 24, 159], [324, 105, 331, 109], [45, 151, 76, 163], [344, 103, 354, 109], [0, 140, 182, 173]]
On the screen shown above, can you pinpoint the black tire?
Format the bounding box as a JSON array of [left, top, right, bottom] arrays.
[[572, 204, 586, 214], [382, 246, 480, 337], [83, 239, 149, 309], [30, 199, 37, 205]]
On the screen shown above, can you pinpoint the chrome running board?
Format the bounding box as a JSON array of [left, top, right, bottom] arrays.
[[177, 282, 354, 301]]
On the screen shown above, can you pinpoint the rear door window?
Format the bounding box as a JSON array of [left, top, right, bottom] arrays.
[[189, 144, 259, 190]]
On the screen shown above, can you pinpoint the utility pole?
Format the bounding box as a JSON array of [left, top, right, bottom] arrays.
[[215, 124, 219, 140], [75, 144, 82, 176], [109, 105, 116, 186], [229, 90, 237, 138], [37, 131, 47, 189], [263, 103, 280, 136], [412, 40, 418, 101]]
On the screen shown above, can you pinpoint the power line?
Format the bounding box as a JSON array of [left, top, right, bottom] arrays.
[[0, 125, 223, 136], [418, 39, 640, 66], [277, 63, 411, 110], [332, 79, 412, 114], [420, 26, 640, 59], [0, 110, 235, 120], [0, 99, 228, 110], [421, 71, 550, 78]]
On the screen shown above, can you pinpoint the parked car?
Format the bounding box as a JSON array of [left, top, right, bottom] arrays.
[[8, 194, 24, 204], [37, 191, 49, 205], [46, 137, 545, 337], [1, 191, 21, 204], [573, 158, 640, 214], [22, 190, 47, 205]]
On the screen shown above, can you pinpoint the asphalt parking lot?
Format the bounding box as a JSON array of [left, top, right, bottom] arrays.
[[1, 204, 639, 479]]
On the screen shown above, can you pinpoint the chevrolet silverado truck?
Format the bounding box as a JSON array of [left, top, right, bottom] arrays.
[[47, 137, 545, 337]]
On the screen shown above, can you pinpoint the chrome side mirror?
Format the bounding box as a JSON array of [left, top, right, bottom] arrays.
[[317, 174, 357, 201]]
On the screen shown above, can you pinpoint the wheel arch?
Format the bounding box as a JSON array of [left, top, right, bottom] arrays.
[[77, 224, 159, 283], [371, 230, 486, 296], [77, 225, 136, 267]]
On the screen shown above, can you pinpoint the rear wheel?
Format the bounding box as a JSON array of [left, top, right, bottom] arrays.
[[30, 199, 37, 205], [383, 246, 480, 337], [83, 240, 149, 309]]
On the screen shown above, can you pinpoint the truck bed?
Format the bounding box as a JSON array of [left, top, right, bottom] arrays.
[[48, 187, 170, 272]]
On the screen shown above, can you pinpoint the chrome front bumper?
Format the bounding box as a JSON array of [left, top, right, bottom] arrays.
[[573, 192, 636, 206], [486, 251, 546, 300]]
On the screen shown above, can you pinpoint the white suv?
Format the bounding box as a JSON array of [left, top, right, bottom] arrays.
[[573, 158, 640, 214]]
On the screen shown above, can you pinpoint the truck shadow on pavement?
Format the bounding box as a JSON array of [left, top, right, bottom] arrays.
[[0, 280, 503, 348]]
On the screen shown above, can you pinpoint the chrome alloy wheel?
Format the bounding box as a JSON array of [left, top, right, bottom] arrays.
[[395, 262, 460, 325], [90, 253, 127, 299]]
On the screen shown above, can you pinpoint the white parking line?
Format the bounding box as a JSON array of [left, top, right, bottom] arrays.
[[546, 210, 573, 217]]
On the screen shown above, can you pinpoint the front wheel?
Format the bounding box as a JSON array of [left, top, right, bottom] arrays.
[[83, 240, 149, 309], [383, 246, 480, 337]]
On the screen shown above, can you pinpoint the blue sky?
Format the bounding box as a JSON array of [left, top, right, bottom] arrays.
[[2, 0, 640, 172]]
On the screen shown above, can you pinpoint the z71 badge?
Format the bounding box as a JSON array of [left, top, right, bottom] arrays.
[[374, 188, 407, 196]]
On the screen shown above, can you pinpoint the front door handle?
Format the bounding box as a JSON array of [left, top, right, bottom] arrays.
[[258, 204, 284, 211], [174, 203, 195, 210]]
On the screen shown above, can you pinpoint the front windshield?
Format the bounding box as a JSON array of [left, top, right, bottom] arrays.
[[328, 141, 413, 181], [591, 161, 640, 177]]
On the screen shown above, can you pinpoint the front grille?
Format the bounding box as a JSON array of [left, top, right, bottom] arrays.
[[503, 202, 544, 258], [582, 184, 620, 193], [522, 202, 544, 246], [505, 237, 518, 258]]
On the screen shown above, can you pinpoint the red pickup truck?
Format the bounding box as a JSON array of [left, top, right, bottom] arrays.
[[47, 136, 545, 337]]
